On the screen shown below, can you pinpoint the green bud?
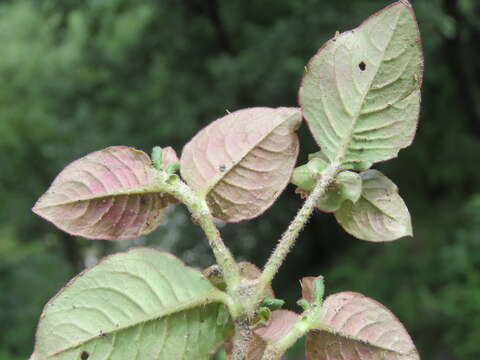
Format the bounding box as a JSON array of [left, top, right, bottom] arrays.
[[166, 174, 180, 184], [151, 146, 164, 171], [258, 307, 271, 323], [313, 276, 325, 304], [297, 299, 310, 311], [291, 157, 329, 192], [317, 187, 345, 212], [261, 297, 285, 311], [165, 162, 180, 174]]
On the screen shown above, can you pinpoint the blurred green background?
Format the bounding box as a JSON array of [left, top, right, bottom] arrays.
[[0, 0, 479, 358]]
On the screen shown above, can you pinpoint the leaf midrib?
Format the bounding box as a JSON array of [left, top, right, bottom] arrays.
[[200, 110, 299, 197], [334, 6, 403, 165], [34, 185, 164, 209], [44, 290, 225, 358]]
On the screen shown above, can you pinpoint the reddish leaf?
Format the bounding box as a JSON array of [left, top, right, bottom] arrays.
[[255, 310, 299, 343], [300, 276, 317, 304], [33, 146, 171, 240], [161, 146, 179, 167], [180, 107, 301, 222], [306, 292, 419, 360]]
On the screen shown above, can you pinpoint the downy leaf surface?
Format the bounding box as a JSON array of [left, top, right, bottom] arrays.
[[33, 146, 171, 240], [335, 169, 412, 241], [181, 107, 301, 222], [34, 247, 232, 360], [306, 292, 419, 360], [299, 1, 423, 170]]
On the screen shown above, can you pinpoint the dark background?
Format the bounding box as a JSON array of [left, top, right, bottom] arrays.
[[1, 0, 479, 358]]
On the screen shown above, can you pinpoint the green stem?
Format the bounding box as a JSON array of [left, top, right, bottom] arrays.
[[158, 176, 241, 290], [257, 162, 339, 301]]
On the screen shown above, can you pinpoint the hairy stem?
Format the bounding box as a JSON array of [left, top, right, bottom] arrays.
[[257, 162, 339, 301], [158, 176, 241, 290], [232, 317, 253, 360], [261, 306, 323, 360]]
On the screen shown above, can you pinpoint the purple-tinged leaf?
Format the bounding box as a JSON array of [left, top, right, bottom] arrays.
[[181, 107, 301, 222], [161, 146, 179, 167], [33, 146, 172, 240], [255, 309, 299, 344], [306, 292, 419, 360], [301, 276, 325, 305], [335, 169, 412, 242]]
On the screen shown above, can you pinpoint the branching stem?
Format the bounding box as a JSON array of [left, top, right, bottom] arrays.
[[158, 176, 241, 290]]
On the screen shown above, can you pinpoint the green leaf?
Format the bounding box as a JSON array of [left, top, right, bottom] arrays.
[[34, 247, 232, 360], [299, 1, 423, 170], [335, 169, 412, 242], [336, 171, 362, 203]]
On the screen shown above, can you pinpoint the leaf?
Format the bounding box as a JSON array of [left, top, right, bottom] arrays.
[[305, 292, 419, 360], [33, 146, 172, 240], [34, 247, 232, 360], [300, 276, 325, 305], [180, 107, 301, 222], [334, 169, 412, 241], [151, 146, 179, 172], [336, 171, 362, 203], [161, 146, 180, 168], [225, 310, 299, 360], [299, 1, 423, 170]]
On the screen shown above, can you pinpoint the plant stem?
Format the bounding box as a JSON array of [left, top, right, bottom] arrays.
[[232, 317, 253, 360], [159, 176, 241, 290], [261, 305, 323, 360], [257, 162, 339, 301]]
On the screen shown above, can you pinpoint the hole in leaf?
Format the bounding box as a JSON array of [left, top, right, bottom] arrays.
[[359, 61, 366, 71], [81, 351, 89, 360]]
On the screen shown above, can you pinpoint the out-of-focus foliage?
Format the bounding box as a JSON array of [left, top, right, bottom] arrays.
[[0, 0, 479, 359]]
